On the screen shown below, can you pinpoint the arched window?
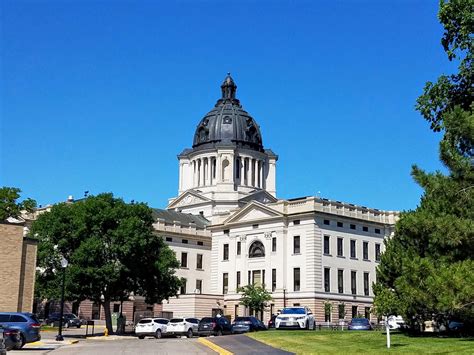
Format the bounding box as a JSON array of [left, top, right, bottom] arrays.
[[249, 240, 265, 258]]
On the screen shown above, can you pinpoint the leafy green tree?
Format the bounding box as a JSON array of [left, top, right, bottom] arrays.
[[237, 284, 272, 320], [374, 0, 473, 331], [31, 193, 181, 334], [0, 186, 36, 221]]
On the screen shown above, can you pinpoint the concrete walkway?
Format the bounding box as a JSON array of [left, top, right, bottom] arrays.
[[207, 334, 294, 355]]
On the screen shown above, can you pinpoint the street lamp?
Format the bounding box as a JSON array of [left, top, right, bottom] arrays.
[[56, 256, 68, 341]]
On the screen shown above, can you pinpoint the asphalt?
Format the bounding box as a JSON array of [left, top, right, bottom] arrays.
[[208, 334, 294, 355]]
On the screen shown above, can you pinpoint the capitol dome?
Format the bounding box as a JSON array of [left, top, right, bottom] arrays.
[[192, 74, 264, 152]]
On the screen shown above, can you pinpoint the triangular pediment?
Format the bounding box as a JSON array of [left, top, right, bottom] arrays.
[[167, 190, 212, 209], [239, 190, 278, 205], [223, 201, 283, 225]]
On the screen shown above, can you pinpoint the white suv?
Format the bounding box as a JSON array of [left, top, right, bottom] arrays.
[[135, 318, 169, 339], [166, 317, 199, 338], [275, 307, 315, 330]]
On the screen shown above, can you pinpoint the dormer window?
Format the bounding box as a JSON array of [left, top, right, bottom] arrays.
[[249, 240, 265, 258]]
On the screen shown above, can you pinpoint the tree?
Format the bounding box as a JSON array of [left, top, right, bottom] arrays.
[[237, 284, 272, 319], [324, 300, 333, 324], [0, 186, 36, 221], [31, 193, 182, 334], [374, 0, 474, 331]]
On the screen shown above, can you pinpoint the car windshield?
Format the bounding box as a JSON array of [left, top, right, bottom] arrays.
[[200, 318, 215, 323], [352, 318, 369, 324], [154, 319, 169, 324], [64, 314, 76, 319], [29, 314, 40, 323], [234, 317, 251, 322], [138, 319, 152, 324], [281, 308, 305, 314], [170, 318, 184, 323]]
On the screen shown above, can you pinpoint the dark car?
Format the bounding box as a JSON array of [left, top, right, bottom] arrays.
[[0, 312, 41, 349], [232, 316, 261, 333], [46, 313, 82, 328], [0, 326, 22, 351], [348, 318, 372, 331], [256, 319, 267, 330], [198, 317, 233, 336]]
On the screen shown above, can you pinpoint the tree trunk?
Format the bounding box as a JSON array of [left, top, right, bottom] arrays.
[[103, 299, 114, 335]]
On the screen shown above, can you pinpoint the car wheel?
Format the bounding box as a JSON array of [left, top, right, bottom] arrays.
[[14, 334, 26, 349], [186, 329, 193, 338], [77, 325, 81, 329], [313, 321, 316, 330], [138, 335, 145, 339], [155, 329, 162, 339], [216, 329, 223, 336]]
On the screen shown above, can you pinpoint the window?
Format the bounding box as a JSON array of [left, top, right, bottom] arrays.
[[113, 304, 120, 313], [196, 279, 202, 293], [196, 254, 203, 269], [375, 228, 381, 234], [224, 229, 229, 235], [223, 244, 229, 260], [337, 221, 343, 228], [352, 305, 358, 318], [223, 273, 228, 294], [362, 226, 368, 232], [350, 224, 356, 230], [252, 270, 262, 286], [235, 305, 239, 317], [236, 271, 241, 289], [252, 224, 259, 229], [338, 304, 346, 320], [182, 239, 188, 244], [350, 240, 356, 258], [272, 237, 277, 252], [262, 269, 266, 286], [364, 272, 369, 296], [325, 309, 331, 322], [249, 240, 265, 258], [324, 235, 330, 254], [272, 268, 276, 292], [293, 268, 300, 291], [363, 242, 369, 260], [165, 237, 172, 242], [324, 268, 330, 292], [237, 241, 241, 255], [365, 307, 370, 319], [351, 271, 357, 295], [293, 220, 300, 225], [337, 237, 343, 256], [324, 219, 330, 225], [293, 236, 300, 254], [338, 270, 344, 293], [10, 315, 27, 322], [375, 244, 381, 261], [197, 241, 204, 246], [180, 278, 187, 294], [248, 271, 251, 285], [181, 252, 188, 268]]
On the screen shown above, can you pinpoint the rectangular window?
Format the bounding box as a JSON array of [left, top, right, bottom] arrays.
[[375, 244, 381, 261], [324, 219, 330, 225], [237, 241, 241, 255], [180, 278, 187, 294], [375, 228, 381, 234], [338, 269, 344, 293], [223, 273, 228, 294], [196, 254, 203, 269], [293, 220, 300, 225], [272, 237, 277, 252], [365, 307, 370, 320], [262, 270, 266, 287], [252, 270, 262, 286], [350, 224, 356, 230], [236, 271, 241, 290], [362, 226, 368, 232], [165, 237, 172, 242], [272, 268, 276, 292], [235, 304, 239, 317], [182, 239, 188, 244], [324, 235, 330, 254], [325, 309, 331, 322], [248, 270, 251, 285], [337, 237, 343, 256], [113, 304, 120, 313], [352, 305, 358, 318], [252, 224, 259, 229], [364, 272, 369, 296], [293, 236, 301, 254], [324, 267, 330, 292], [197, 241, 204, 246], [337, 221, 343, 228], [196, 279, 202, 293], [350, 240, 356, 258], [223, 244, 229, 260], [293, 268, 300, 291], [338, 304, 345, 320], [351, 271, 357, 295], [224, 229, 229, 235], [181, 252, 188, 268], [363, 242, 369, 260]]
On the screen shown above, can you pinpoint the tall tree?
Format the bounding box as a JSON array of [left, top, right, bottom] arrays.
[[31, 193, 181, 333], [238, 284, 272, 320], [0, 186, 36, 221], [374, 0, 473, 331]]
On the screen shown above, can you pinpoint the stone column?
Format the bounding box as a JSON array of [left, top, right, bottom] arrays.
[[250, 159, 255, 187], [240, 157, 245, 186]]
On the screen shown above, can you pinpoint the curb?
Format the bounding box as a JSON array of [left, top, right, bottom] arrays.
[[198, 337, 233, 355], [25, 339, 79, 347]]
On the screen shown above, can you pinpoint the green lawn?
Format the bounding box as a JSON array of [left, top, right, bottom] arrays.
[[246, 330, 473, 354]]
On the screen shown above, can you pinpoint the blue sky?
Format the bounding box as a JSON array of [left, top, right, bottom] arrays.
[[1, 0, 454, 211]]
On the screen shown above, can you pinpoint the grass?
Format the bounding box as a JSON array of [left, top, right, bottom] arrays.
[[246, 330, 473, 354]]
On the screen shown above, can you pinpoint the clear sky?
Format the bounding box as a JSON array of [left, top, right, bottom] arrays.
[[1, 0, 455, 211]]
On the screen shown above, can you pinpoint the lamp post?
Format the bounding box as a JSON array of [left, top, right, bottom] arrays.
[[56, 256, 68, 341]]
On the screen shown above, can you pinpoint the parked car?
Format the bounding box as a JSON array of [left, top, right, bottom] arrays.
[[198, 317, 233, 336], [0, 326, 22, 351], [46, 313, 82, 328], [275, 307, 315, 330], [232, 316, 261, 333], [256, 319, 267, 330], [0, 312, 41, 349], [448, 320, 464, 332], [267, 314, 277, 328], [135, 318, 169, 339], [166, 317, 199, 338], [348, 318, 372, 331]]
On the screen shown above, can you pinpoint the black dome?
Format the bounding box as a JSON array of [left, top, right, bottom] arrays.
[[192, 74, 264, 152]]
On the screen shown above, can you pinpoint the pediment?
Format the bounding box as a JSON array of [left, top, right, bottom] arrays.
[[239, 190, 278, 205], [167, 190, 211, 209], [223, 201, 283, 225]]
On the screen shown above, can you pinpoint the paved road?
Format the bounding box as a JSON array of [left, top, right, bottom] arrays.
[[209, 334, 294, 355]]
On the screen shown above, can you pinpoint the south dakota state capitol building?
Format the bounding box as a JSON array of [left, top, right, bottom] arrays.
[[154, 74, 399, 324]]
